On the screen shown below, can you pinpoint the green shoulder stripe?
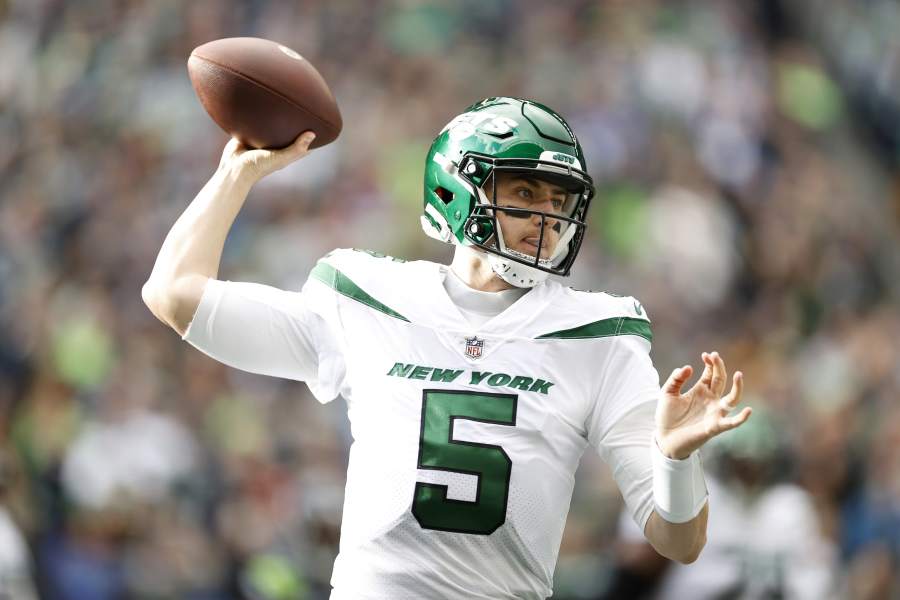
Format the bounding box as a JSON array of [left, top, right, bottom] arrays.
[[537, 317, 652, 342], [310, 262, 410, 322]]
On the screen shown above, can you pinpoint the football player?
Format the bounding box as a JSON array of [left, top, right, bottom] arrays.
[[143, 97, 751, 599]]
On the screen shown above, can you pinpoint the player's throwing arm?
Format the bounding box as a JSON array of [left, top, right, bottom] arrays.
[[144, 37, 340, 334], [141, 132, 316, 335]]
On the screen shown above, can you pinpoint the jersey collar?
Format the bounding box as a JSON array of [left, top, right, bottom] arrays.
[[425, 263, 556, 339]]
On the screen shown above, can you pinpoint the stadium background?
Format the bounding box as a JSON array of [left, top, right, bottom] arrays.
[[1, 0, 899, 598]]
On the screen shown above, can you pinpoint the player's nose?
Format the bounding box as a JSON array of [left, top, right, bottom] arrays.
[[530, 204, 560, 229]]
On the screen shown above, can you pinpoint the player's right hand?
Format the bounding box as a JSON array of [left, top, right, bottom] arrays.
[[217, 131, 316, 183]]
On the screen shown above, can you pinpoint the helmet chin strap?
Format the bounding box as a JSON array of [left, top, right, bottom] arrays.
[[486, 252, 549, 288]]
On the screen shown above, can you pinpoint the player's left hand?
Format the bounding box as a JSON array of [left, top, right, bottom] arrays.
[[655, 351, 751, 460]]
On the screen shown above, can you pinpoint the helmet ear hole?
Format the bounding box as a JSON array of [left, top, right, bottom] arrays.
[[434, 187, 454, 204]]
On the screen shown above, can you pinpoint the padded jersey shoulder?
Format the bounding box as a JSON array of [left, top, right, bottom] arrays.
[[533, 280, 652, 343], [319, 247, 409, 270], [307, 248, 435, 324], [308, 249, 652, 342]]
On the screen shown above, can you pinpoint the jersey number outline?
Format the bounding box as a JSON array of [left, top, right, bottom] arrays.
[[412, 389, 518, 535]]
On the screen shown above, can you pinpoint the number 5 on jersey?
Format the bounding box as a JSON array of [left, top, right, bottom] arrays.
[[412, 390, 518, 535]]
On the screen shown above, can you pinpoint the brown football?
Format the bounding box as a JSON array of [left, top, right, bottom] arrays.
[[187, 37, 342, 149]]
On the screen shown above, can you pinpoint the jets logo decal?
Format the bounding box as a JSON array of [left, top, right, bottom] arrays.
[[442, 112, 519, 141]]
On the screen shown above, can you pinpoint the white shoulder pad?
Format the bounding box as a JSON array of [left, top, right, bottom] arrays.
[[319, 247, 408, 274], [532, 283, 652, 343], [565, 286, 650, 320], [314, 248, 411, 292], [306, 248, 415, 323]]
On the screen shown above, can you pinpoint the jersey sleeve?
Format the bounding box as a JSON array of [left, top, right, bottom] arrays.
[[182, 278, 346, 404], [584, 302, 661, 530], [587, 327, 660, 443], [596, 400, 656, 531]]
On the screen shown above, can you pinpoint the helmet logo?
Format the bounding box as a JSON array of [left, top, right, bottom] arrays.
[[539, 150, 582, 170], [442, 112, 519, 141], [480, 115, 518, 135]]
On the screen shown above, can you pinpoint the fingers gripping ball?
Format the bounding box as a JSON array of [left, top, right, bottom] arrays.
[[188, 37, 342, 149]]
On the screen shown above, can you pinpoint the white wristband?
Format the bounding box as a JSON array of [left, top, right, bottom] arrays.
[[651, 436, 708, 523]]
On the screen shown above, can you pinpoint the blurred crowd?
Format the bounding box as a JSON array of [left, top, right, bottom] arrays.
[[0, 0, 898, 598]]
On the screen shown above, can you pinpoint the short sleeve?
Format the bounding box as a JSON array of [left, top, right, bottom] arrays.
[[183, 278, 346, 403], [596, 400, 656, 531], [584, 333, 661, 531], [586, 335, 660, 446]]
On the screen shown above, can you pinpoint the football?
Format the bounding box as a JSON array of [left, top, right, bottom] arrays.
[[187, 37, 342, 149]]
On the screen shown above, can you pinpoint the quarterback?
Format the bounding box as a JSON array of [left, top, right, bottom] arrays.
[[143, 97, 751, 599]]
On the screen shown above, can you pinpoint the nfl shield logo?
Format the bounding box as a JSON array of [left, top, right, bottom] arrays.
[[465, 336, 484, 359]]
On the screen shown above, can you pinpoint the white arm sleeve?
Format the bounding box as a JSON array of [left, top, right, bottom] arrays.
[[182, 279, 346, 403], [597, 399, 656, 532], [586, 334, 660, 531]]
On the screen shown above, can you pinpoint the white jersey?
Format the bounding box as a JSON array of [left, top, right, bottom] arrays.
[[185, 248, 661, 599]]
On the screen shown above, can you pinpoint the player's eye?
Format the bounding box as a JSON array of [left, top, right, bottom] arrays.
[[516, 187, 533, 199], [551, 199, 564, 210]]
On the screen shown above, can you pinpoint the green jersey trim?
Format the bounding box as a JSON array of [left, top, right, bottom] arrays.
[[536, 317, 652, 342], [310, 262, 410, 322]]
